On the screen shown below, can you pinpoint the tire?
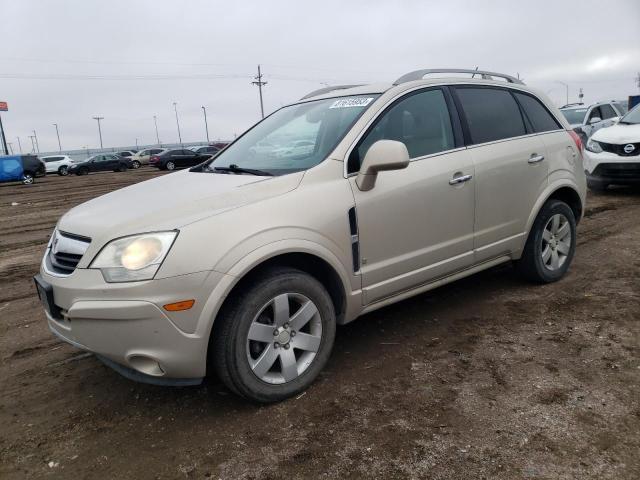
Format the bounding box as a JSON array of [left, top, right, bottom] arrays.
[[77, 168, 88, 176], [515, 200, 577, 283], [58, 166, 69, 176], [587, 179, 608, 192], [132, 160, 141, 169], [212, 267, 336, 403], [165, 161, 176, 171], [117, 164, 127, 172], [22, 173, 34, 185]]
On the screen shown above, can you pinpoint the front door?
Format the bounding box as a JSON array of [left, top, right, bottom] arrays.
[[349, 87, 475, 305]]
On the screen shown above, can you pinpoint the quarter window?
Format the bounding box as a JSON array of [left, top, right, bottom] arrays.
[[513, 93, 561, 133], [350, 89, 454, 172], [456, 87, 526, 144]]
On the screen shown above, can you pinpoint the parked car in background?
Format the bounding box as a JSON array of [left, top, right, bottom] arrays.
[[41, 155, 75, 176], [117, 151, 140, 168], [148, 149, 212, 170], [0, 154, 45, 184], [560, 101, 625, 142], [584, 102, 640, 191], [272, 140, 315, 158], [69, 153, 129, 175], [189, 145, 221, 156], [131, 148, 166, 166], [35, 68, 586, 403]]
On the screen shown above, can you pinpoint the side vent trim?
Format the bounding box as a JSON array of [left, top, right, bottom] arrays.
[[348, 207, 360, 273]]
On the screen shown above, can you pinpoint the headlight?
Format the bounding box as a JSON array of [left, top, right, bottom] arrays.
[[586, 138, 603, 153], [90, 231, 177, 282]]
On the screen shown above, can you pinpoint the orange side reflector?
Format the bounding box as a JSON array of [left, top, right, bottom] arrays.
[[163, 299, 195, 312]]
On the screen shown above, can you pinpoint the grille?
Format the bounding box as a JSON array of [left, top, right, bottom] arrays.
[[592, 163, 640, 179], [599, 142, 640, 157], [46, 231, 91, 276]]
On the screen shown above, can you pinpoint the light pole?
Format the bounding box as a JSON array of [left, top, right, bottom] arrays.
[[135, 138, 139, 150], [92, 116, 104, 148], [173, 102, 182, 146], [16, 136, 22, 153], [53, 123, 62, 151], [201, 106, 210, 143], [252, 64, 268, 119], [32, 130, 40, 153], [7, 142, 13, 154], [555, 81, 569, 106], [153, 115, 161, 145], [28, 135, 36, 153]]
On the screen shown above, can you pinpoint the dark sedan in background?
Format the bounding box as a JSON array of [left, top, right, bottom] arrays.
[[148, 149, 212, 170], [69, 153, 130, 175]]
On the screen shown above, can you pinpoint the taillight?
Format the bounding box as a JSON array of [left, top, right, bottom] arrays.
[[150, 156, 159, 162], [568, 130, 583, 153]]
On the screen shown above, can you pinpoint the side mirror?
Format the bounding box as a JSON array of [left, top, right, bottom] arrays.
[[589, 116, 602, 125], [355, 140, 410, 191]]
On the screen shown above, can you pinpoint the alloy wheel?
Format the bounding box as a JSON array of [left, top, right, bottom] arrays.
[[246, 293, 322, 385], [541, 213, 571, 271]]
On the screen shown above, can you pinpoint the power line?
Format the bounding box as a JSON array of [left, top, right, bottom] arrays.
[[252, 65, 268, 119]]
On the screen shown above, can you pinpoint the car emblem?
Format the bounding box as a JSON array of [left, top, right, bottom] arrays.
[[623, 144, 635, 154]]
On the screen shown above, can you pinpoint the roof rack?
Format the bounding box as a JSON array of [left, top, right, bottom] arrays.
[[300, 84, 364, 100], [393, 68, 524, 86]]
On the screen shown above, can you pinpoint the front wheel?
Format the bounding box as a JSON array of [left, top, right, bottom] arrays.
[[22, 173, 34, 185], [211, 267, 336, 403], [515, 200, 576, 283]]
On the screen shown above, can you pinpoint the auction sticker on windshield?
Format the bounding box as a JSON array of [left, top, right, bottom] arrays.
[[330, 97, 374, 109]]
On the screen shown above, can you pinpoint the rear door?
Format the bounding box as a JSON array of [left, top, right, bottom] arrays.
[[453, 86, 549, 263], [599, 103, 619, 129]]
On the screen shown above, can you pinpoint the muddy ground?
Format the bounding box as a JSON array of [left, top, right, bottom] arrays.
[[0, 168, 639, 479]]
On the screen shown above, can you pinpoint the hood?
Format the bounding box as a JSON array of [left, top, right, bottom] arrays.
[[57, 170, 303, 240], [591, 123, 640, 144]]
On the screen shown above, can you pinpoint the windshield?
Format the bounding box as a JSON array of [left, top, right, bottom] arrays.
[[560, 108, 588, 125], [204, 94, 379, 175], [620, 104, 640, 124]]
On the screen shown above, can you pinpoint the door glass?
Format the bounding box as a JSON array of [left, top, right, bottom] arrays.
[[588, 107, 602, 122], [513, 93, 561, 133], [456, 87, 526, 144], [350, 89, 454, 172], [599, 104, 617, 120]]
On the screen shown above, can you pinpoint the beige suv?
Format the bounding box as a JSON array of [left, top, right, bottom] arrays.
[[35, 69, 586, 402]]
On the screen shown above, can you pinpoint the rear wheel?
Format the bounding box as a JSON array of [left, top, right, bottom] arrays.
[[165, 161, 176, 171], [212, 267, 336, 403], [131, 160, 141, 169], [516, 200, 576, 283], [116, 164, 127, 172], [22, 173, 34, 185], [58, 166, 69, 176]]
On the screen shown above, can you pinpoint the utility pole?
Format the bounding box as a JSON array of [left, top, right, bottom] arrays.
[[135, 138, 139, 150], [201, 106, 210, 143], [53, 123, 62, 151], [32, 130, 40, 153], [28, 135, 36, 153], [153, 115, 161, 145], [92, 116, 104, 148], [173, 102, 182, 146], [578, 88, 584, 104], [252, 64, 268, 119], [7, 142, 13, 154], [0, 113, 7, 155], [16, 136, 22, 153]]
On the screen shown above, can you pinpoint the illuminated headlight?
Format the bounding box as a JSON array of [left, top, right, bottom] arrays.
[[586, 138, 603, 153], [90, 231, 177, 282]]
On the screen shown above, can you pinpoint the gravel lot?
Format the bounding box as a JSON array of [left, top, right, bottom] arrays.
[[1, 169, 639, 479]]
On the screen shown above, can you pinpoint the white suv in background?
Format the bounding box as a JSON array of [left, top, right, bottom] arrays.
[[40, 155, 75, 176], [560, 101, 626, 142], [584, 103, 640, 191]]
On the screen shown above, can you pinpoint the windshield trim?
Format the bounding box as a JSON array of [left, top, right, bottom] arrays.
[[197, 93, 381, 176]]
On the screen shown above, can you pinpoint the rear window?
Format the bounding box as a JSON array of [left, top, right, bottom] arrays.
[[455, 87, 526, 144], [513, 93, 561, 133]]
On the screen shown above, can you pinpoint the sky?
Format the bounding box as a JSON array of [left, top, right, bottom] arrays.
[[1, 0, 639, 153]]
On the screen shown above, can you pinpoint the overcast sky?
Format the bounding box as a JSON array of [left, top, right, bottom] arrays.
[[1, 0, 639, 153]]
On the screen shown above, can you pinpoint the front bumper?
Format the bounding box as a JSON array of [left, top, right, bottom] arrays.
[[38, 266, 225, 383], [583, 150, 640, 185]]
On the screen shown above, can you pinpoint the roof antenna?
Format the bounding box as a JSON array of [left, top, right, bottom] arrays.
[[472, 66, 479, 78]]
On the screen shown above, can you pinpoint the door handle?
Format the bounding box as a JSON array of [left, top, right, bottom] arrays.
[[528, 153, 545, 164], [449, 173, 473, 185]]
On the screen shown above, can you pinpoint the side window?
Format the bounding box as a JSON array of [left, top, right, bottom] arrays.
[[456, 87, 526, 144], [588, 107, 602, 122], [600, 104, 617, 120], [513, 93, 561, 133], [350, 89, 455, 172]]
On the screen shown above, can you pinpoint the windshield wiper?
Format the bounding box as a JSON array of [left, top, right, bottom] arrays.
[[213, 164, 274, 176]]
